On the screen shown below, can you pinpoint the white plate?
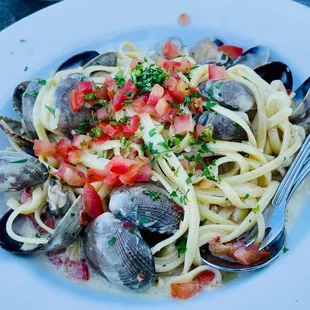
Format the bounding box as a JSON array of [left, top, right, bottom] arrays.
[[0, 0, 310, 309]]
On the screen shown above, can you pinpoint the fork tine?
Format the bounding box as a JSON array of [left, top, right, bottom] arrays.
[[236, 225, 258, 244], [259, 224, 283, 250]]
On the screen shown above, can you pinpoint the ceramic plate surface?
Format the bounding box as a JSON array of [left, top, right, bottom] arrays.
[[0, 0, 309, 309]]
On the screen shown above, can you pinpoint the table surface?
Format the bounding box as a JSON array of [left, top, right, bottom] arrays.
[[0, 0, 309, 31]]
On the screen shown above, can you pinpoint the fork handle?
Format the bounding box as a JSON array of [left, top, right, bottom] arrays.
[[272, 134, 310, 206]]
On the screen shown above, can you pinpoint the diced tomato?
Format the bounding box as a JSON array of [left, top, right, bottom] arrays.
[[136, 163, 152, 182], [80, 183, 103, 225], [179, 159, 189, 170], [170, 282, 201, 300], [48, 256, 63, 268], [130, 59, 139, 69], [112, 79, 138, 111], [55, 138, 71, 162], [77, 81, 93, 94], [65, 260, 89, 281], [147, 84, 165, 105], [191, 97, 204, 114], [104, 74, 117, 99], [161, 107, 178, 123], [155, 97, 170, 116], [102, 123, 122, 137], [102, 173, 121, 186], [119, 164, 140, 184], [209, 65, 228, 80], [109, 155, 136, 174], [33, 139, 56, 157], [163, 41, 180, 59], [219, 45, 243, 58], [95, 106, 109, 120], [112, 90, 125, 112], [21, 188, 32, 204], [194, 270, 215, 286], [132, 95, 148, 113], [174, 115, 191, 135], [66, 149, 81, 165], [165, 76, 178, 91], [194, 124, 205, 139], [91, 132, 110, 146], [286, 89, 292, 95], [70, 90, 85, 113], [94, 85, 108, 101], [179, 58, 192, 73], [170, 79, 189, 102], [55, 162, 85, 187], [123, 79, 138, 95], [71, 135, 92, 150], [123, 115, 140, 136], [208, 240, 271, 265], [144, 104, 160, 118], [86, 168, 107, 183]]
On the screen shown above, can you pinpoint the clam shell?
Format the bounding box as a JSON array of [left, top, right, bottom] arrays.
[[53, 73, 92, 136], [109, 183, 183, 234], [83, 212, 155, 292], [198, 79, 255, 112], [0, 151, 48, 192]]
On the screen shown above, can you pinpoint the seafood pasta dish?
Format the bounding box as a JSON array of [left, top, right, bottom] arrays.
[[0, 36, 309, 300]]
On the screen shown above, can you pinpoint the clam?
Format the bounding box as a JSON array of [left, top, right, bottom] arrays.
[[194, 111, 249, 141], [83, 212, 155, 292], [227, 45, 270, 69], [83, 51, 117, 68], [109, 183, 183, 234], [56, 50, 100, 72], [254, 61, 293, 90], [13, 81, 30, 116], [190, 37, 228, 65], [0, 116, 34, 154], [53, 73, 92, 136], [198, 79, 256, 112], [0, 195, 84, 253], [148, 36, 184, 60], [47, 177, 76, 217], [0, 151, 48, 192]]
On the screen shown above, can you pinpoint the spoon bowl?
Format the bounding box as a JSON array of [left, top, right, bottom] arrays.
[[200, 229, 285, 272]]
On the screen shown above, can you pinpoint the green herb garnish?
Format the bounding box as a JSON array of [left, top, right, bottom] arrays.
[[108, 237, 116, 246], [184, 92, 199, 105], [283, 247, 289, 254], [79, 120, 89, 127], [175, 237, 187, 257], [252, 205, 260, 213], [244, 193, 250, 199], [10, 158, 28, 164], [143, 190, 160, 201], [38, 79, 47, 86], [24, 66, 28, 72], [90, 127, 103, 138], [45, 105, 56, 117], [80, 141, 87, 147], [148, 128, 156, 137], [114, 71, 126, 88], [205, 101, 217, 110]]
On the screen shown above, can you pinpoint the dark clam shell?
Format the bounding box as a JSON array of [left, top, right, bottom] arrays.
[[194, 111, 248, 141], [13, 81, 30, 116], [0, 151, 48, 192], [190, 37, 228, 65], [56, 50, 99, 72], [22, 79, 44, 139], [254, 61, 293, 90], [198, 80, 255, 112], [53, 73, 92, 136], [83, 212, 155, 293], [83, 51, 117, 68], [109, 183, 183, 234], [227, 45, 270, 69], [0, 116, 34, 154]]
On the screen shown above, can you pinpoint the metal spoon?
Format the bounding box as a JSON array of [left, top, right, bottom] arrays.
[[200, 156, 310, 272]]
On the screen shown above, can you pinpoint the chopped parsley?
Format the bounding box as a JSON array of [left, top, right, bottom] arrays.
[[125, 92, 135, 99], [148, 128, 157, 137], [90, 127, 103, 138], [139, 216, 149, 224], [131, 63, 168, 93], [120, 137, 131, 149], [84, 92, 97, 101], [45, 105, 56, 117], [215, 81, 223, 89], [79, 120, 89, 127], [20, 39, 26, 43], [123, 99, 133, 105], [38, 79, 47, 86], [244, 193, 250, 199], [10, 158, 28, 164], [143, 189, 160, 201], [195, 154, 220, 183], [74, 129, 87, 135], [190, 64, 199, 71], [114, 70, 126, 88], [158, 141, 169, 150], [205, 101, 217, 110], [24, 66, 28, 72], [24, 91, 39, 98], [175, 237, 187, 257], [170, 188, 189, 206], [221, 53, 227, 61], [108, 237, 116, 246], [80, 141, 87, 147], [184, 92, 199, 105], [252, 205, 260, 213], [283, 247, 289, 254], [185, 176, 192, 185]]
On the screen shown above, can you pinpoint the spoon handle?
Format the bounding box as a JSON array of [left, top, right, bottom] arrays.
[[272, 133, 310, 206], [259, 156, 310, 250]]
